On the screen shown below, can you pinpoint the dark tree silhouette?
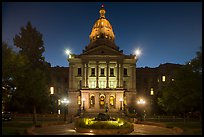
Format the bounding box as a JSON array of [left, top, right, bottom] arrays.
[[13, 21, 51, 125], [157, 47, 202, 119]]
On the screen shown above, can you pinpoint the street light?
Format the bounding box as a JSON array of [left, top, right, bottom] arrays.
[[137, 98, 145, 105], [61, 98, 69, 122], [137, 98, 146, 121]]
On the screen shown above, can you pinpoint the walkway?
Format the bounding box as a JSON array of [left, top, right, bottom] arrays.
[[31, 122, 178, 135]]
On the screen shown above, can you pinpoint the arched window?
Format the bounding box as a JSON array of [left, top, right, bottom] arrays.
[[99, 94, 105, 109], [109, 95, 115, 108], [90, 95, 95, 108]]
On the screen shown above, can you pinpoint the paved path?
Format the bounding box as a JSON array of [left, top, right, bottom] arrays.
[[32, 122, 178, 135]]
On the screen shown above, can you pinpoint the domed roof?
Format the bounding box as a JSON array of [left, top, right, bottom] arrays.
[[89, 5, 115, 43]]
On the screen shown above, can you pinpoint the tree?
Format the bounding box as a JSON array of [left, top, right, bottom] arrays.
[[158, 47, 202, 117], [2, 42, 28, 112], [13, 21, 51, 125]]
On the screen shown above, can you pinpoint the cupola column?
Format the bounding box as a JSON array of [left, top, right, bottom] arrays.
[[85, 63, 89, 88]]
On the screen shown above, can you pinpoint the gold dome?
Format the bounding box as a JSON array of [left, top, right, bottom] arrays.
[[89, 5, 115, 43]]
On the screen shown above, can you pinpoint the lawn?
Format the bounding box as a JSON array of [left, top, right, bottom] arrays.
[[2, 115, 64, 135], [162, 121, 202, 135]]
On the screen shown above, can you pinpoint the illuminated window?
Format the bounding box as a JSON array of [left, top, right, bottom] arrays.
[[58, 99, 61, 106], [97, 35, 100, 38], [77, 96, 81, 105], [99, 81, 105, 88], [150, 88, 154, 95], [109, 95, 115, 108], [109, 81, 115, 88], [90, 95, 95, 108], [162, 76, 166, 82], [105, 35, 108, 39], [90, 81, 96, 88], [100, 94, 105, 108], [110, 68, 114, 76], [172, 78, 174, 81], [50, 87, 54, 94]]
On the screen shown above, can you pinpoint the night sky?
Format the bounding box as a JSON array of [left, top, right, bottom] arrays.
[[2, 2, 202, 68]]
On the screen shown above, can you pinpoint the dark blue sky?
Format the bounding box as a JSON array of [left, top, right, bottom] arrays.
[[2, 2, 202, 68]]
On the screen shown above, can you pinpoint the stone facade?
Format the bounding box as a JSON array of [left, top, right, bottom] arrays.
[[48, 6, 182, 116]]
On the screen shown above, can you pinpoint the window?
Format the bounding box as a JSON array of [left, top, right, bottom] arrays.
[[99, 81, 105, 88], [90, 81, 96, 88], [58, 99, 61, 106], [100, 94, 105, 108], [109, 95, 115, 108], [110, 68, 114, 76], [124, 68, 128, 76], [150, 88, 154, 95], [100, 68, 105, 76], [50, 87, 54, 94], [162, 76, 166, 82], [91, 68, 95, 76], [109, 81, 115, 88], [78, 68, 81, 76], [90, 95, 95, 108], [172, 78, 174, 81], [77, 96, 81, 105]]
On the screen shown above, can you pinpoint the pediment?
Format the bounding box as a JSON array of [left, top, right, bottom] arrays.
[[82, 45, 123, 55]]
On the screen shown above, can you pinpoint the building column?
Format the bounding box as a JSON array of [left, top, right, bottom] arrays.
[[117, 63, 119, 88], [106, 61, 109, 88], [120, 63, 123, 88], [96, 61, 99, 88], [85, 63, 88, 88], [82, 63, 85, 88]]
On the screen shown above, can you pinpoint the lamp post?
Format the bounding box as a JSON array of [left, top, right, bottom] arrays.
[[137, 98, 146, 121], [61, 98, 69, 122]]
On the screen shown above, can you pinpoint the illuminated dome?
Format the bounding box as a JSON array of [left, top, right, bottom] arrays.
[[89, 5, 115, 43]]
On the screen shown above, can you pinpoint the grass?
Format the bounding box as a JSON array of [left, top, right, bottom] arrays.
[[162, 121, 202, 135], [2, 121, 34, 135], [2, 115, 64, 135]]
